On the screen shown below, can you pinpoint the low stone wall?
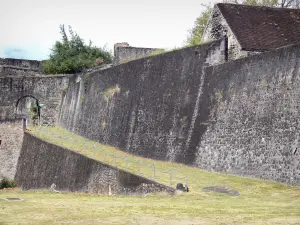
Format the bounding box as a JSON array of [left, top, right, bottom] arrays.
[[114, 44, 163, 65], [0, 66, 41, 77], [0, 58, 41, 70], [15, 133, 174, 195], [0, 58, 42, 77], [0, 119, 24, 180]]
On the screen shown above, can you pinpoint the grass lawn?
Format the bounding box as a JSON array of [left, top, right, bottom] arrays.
[[0, 126, 299, 224], [1, 188, 299, 225]]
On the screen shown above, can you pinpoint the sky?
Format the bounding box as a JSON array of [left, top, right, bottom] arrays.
[[0, 0, 219, 60]]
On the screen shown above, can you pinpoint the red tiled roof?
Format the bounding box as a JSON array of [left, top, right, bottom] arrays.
[[217, 3, 300, 50]]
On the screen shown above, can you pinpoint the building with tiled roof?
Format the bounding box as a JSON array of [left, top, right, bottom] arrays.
[[202, 3, 300, 60]]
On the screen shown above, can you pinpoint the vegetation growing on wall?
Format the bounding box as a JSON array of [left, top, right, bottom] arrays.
[[80, 96, 84, 105], [30, 103, 38, 125], [62, 87, 68, 94], [102, 85, 121, 102], [216, 90, 223, 102], [42, 25, 113, 74], [149, 46, 190, 57], [149, 49, 167, 56], [83, 74, 89, 93]]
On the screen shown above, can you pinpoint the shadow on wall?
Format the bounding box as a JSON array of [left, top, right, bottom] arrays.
[[15, 133, 175, 195]]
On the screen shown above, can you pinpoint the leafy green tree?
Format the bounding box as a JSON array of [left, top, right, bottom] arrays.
[[186, 4, 213, 47], [230, 0, 280, 7], [186, 0, 299, 46], [233, 0, 298, 7], [42, 25, 113, 74]]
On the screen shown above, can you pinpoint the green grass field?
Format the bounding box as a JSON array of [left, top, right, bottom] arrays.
[[1, 126, 300, 224]]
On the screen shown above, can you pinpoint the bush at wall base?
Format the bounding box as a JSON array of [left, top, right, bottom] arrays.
[[0, 177, 17, 189]]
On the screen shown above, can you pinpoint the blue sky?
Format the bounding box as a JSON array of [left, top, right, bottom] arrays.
[[0, 0, 218, 60]]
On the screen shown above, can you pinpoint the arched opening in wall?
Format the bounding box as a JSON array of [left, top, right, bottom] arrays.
[[15, 95, 41, 126]]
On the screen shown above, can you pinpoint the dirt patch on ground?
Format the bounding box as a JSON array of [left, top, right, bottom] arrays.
[[202, 186, 240, 196]]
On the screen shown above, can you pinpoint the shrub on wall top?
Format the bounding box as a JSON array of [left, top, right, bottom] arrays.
[[42, 25, 113, 74]]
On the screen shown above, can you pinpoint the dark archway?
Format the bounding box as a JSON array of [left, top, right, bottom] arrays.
[[15, 95, 41, 123]]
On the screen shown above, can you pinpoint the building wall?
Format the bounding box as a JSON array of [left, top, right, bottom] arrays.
[[15, 133, 175, 195], [113, 43, 163, 65], [202, 5, 249, 61], [0, 119, 24, 180], [59, 40, 227, 163]]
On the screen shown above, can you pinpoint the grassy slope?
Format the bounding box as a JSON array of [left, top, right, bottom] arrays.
[[1, 126, 300, 225]]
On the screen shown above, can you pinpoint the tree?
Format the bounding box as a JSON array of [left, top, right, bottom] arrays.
[[42, 25, 113, 74], [186, 4, 213, 47], [228, 0, 299, 7], [186, 0, 299, 46]]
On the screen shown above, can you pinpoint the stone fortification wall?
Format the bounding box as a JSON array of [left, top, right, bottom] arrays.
[[15, 133, 174, 195], [113, 43, 164, 65], [60, 40, 300, 185], [0, 75, 68, 125], [59, 40, 227, 163], [194, 44, 300, 185], [0, 58, 42, 77], [0, 119, 24, 180]]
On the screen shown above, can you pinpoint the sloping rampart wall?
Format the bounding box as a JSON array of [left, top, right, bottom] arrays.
[[15, 133, 174, 195]]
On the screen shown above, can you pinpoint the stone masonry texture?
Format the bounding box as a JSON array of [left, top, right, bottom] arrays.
[[202, 5, 249, 61], [59, 40, 227, 164], [2, 40, 300, 187], [0, 58, 42, 77], [15, 133, 174, 195], [0, 119, 24, 180], [60, 41, 300, 185], [194, 44, 300, 185], [0, 75, 68, 125], [114, 45, 166, 65]]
